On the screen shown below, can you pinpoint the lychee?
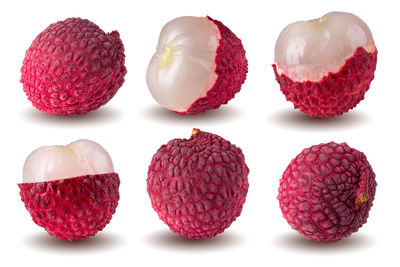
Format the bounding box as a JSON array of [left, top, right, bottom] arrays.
[[147, 129, 249, 239], [273, 12, 377, 118], [21, 18, 127, 116], [18, 139, 120, 241], [146, 16, 248, 114], [278, 142, 376, 242]]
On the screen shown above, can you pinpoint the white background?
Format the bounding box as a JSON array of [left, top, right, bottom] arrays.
[[0, 0, 397, 266]]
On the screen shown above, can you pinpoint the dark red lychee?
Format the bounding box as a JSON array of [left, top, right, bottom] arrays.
[[147, 129, 249, 239], [21, 17, 127, 116], [278, 142, 376, 242]]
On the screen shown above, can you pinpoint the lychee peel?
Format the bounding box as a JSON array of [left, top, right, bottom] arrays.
[[19, 173, 120, 241], [180, 17, 248, 114], [21, 18, 127, 116], [147, 129, 249, 239], [273, 47, 377, 118], [278, 142, 376, 242]]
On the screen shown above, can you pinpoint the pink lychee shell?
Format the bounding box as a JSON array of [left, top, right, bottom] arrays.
[[19, 173, 120, 241], [273, 47, 377, 118]]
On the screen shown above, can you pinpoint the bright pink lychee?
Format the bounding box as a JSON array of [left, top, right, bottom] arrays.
[[147, 129, 249, 239], [21, 17, 127, 116], [272, 12, 377, 118], [278, 142, 377, 242], [146, 16, 247, 114], [18, 140, 120, 241]]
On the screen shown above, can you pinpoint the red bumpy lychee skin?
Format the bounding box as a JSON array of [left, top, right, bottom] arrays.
[[278, 142, 376, 242], [19, 173, 120, 241], [21, 17, 127, 116], [273, 48, 377, 118], [180, 17, 248, 115], [147, 129, 249, 239]]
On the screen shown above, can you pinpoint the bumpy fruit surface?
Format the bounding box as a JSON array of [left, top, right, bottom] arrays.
[[146, 16, 247, 114], [19, 139, 120, 240], [19, 173, 120, 241], [147, 129, 249, 239], [273, 12, 377, 118], [21, 18, 127, 115], [278, 142, 376, 242]]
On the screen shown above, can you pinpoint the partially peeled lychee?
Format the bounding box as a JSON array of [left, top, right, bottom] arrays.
[[273, 12, 377, 118], [18, 139, 120, 241], [146, 16, 248, 114]]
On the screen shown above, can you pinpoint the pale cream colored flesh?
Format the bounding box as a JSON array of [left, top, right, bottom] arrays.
[[22, 139, 114, 183], [274, 11, 375, 82], [146, 16, 219, 112]]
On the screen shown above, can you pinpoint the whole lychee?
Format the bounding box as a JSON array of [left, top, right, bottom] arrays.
[[21, 18, 127, 116], [18, 139, 120, 241], [146, 16, 248, 114], [147, 129, 249, 239], [278, 142, 376, 242], [273, 12, 377, 118]]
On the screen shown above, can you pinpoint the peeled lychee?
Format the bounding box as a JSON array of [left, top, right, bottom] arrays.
[[147, 129, 249, 239], [146, 16, 248, 114], [278, 142, 376, 242], [273, 12, 377, 118], [18, 139, 120, 241], [21, 18, 127, 116]]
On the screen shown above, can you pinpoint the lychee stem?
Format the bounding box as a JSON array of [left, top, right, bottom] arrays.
[[355, 166, 370, 209], [355, 192, 370, 209], [158, 47, 171, 66], [192, 128, 200, 136], [110, 30, 120, 37]]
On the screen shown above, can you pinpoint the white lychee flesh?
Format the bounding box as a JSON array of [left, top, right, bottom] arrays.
[[146, 16, 219, 112], [274, 11, 375, 82], [22, 139, 114, 183]]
